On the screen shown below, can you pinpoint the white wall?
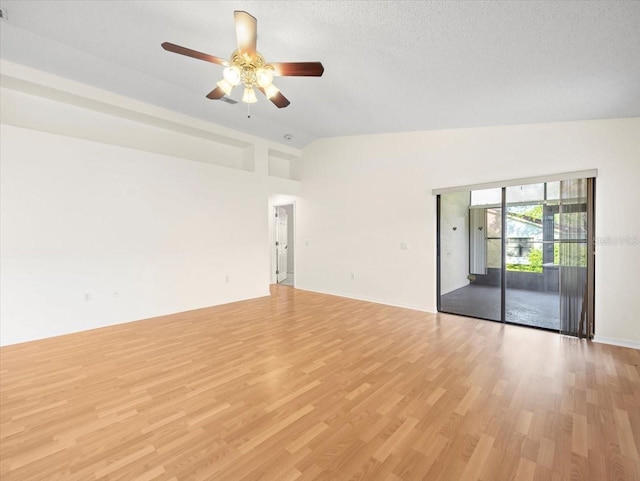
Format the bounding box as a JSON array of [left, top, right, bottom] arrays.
[[0, 124, 274, 346], [440, 191, 470, 294], [296, 118, 640, 347], [2, 61, 638, 349], [0, 60, 306, 346]]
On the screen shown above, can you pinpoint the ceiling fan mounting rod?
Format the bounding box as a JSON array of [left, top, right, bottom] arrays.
[[231, 50, 266, 69]]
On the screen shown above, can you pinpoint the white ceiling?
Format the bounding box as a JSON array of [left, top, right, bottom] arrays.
[[1, 1, 639, 148]]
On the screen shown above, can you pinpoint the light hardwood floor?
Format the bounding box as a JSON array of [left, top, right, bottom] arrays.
[[1, 285, 639, 481]]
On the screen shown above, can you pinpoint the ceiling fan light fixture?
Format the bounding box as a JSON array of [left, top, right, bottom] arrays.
[[264, 83, 280, 99], [216, 78, 234, 96], [162, 10, 324, 109], [255, 67, 274, 88], [242, 87, 258, 103], [223, 66, 242, 86]]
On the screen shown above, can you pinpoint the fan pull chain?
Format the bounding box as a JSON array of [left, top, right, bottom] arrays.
[[247, 103, 251, 119]]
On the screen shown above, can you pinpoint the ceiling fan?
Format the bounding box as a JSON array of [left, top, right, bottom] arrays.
[[162, 11, 324, 109]]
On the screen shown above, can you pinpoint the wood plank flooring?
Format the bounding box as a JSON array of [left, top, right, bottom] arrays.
[[1, 285, 639, 481]]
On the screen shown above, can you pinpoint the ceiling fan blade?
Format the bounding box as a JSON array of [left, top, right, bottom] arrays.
[[234, 11, 257, 57], [257, 87, 290, 108], [206, 86, 226, 100], [269, 62, 324, 77], [162, 42, 228, 66], [270, 91, 291, 108]]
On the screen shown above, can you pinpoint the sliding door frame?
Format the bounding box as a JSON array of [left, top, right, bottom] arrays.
[[435, 174, 596, 338], [436, 195, 442, 313], [500, 187, 507, 323], [585, 177, 596, 338]]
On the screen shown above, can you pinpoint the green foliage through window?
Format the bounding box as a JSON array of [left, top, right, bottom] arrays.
[[506, 246, 543, 273], [523, 205, 543, 221]]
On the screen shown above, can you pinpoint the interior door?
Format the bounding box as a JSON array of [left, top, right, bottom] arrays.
[[276, 207, 288, 283]]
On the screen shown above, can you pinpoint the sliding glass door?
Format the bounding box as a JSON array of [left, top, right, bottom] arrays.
[[505, 182, 560, 330], [438, 188, 502, 321], [437, 176, 595, 338]]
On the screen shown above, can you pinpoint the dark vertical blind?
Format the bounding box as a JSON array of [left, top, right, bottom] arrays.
[[558, 178, 592, 337]]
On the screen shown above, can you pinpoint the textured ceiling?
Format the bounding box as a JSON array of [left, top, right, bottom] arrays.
[[1, 1, 639, 148]]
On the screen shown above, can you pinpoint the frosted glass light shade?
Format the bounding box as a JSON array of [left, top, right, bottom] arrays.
[[216, 78, 233, 95], [255, 67, 274, 88], [243, 87, 257, 103], [223, 66, 242, 86]]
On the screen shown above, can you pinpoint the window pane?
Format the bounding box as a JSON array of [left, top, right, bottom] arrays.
[[558, 242, 587, 267], [507, 204, 543, 236], [546, 181, 560, 200], [439, 192, 470, 295], [471, 188, 501, 206], [439, 194, 502, 323], [558, 212, 587, 241], [506, 241, 543, 273], [487, 239, 502, 268], [560, 179, 587, 202], [506, 183, 545, 203], [486, 208, 502, 237]]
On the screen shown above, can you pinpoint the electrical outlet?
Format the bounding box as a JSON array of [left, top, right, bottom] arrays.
[[225, 275, 230, 283], [113, 291, 119, 298], [350, 272, 355, 280], [400, 241, 408, 250], [84, 293, 91, 301]]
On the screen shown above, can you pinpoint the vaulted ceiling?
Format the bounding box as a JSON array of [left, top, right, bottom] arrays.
[[1, 1, 639, 148]]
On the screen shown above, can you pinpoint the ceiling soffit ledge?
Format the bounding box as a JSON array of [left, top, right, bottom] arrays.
[[0, 59, 302, 160]]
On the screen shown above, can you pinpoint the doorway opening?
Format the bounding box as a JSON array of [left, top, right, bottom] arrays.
[[437, 175, 595, 338], [274, 204, 295, 287]]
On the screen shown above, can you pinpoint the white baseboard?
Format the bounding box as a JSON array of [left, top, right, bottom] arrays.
[[294, 286, 435, 314], [593, 336, 640, 350], [0, 290, 272, 348], [290, 288, 640, 350]]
